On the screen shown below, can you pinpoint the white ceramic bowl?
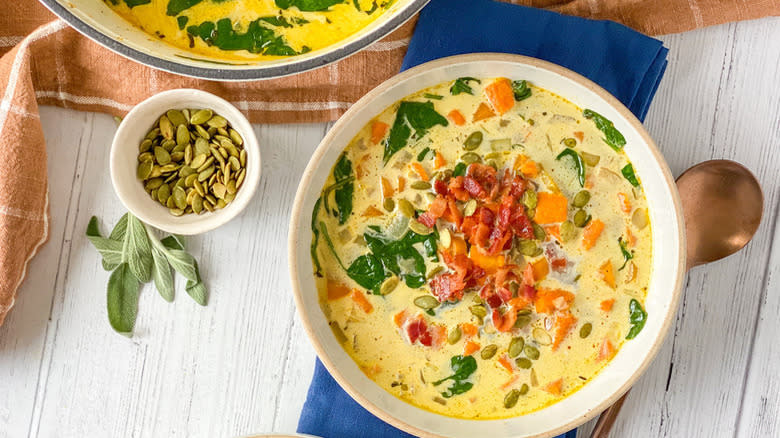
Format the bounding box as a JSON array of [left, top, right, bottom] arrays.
[[39, 0, 428, 80], [288, 54, 686, 437], [110, 89, 261, 235]]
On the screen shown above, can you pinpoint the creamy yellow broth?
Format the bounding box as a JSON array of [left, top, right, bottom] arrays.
[[311, 77, 652, 419], [105, 0, 393, 61]]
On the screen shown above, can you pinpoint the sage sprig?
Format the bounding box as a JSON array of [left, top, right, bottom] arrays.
[[86, 212, 208, 336]]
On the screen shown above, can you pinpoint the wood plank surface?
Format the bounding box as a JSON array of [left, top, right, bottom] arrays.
[[0, 16, 777, 438]]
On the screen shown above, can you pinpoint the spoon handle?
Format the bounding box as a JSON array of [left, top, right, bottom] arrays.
[[589, 391, 629, 438]]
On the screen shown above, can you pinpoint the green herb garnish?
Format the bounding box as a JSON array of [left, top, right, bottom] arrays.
[[556, 147, 586, 187], [329, 152, 354, 224], [311, 197, 323, 276], [450, 77, 480, 95], [383, 101, 448, 164], [187, 18, 301, 56], [511, 80, 532, 101], [583, 109, 626, 151], [423, 93, 444, 100], [417, 147, 431, 161], [166, 0, 202, 16], [621, 163, 640, 187], [433, 355, 477, 398], [626, 299, 647, 339], [275, 0, 344, 11], [122, 0, 151, 8], [86, 213, 207, 336], [618, 237, 634, 270], [453, 162, 467, 177]]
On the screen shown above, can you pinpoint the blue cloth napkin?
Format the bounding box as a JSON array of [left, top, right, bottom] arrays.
[[298, 1, 667, 437]]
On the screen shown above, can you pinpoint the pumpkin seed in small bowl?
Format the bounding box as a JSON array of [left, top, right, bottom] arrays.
[[111, 89, 261, 235]]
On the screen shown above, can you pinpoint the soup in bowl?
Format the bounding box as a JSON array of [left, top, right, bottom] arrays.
[[289, 54, 684, 437]]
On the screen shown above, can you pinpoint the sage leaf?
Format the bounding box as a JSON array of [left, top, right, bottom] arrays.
[[85, 217, 124, 271], [161, 234, 185, 250], [109, 213, 129, 241], [184, 260, 207, 305], [151, 245, 174, 302], [124, 214, 153, 282], [164, 248, 199, 282], [107, 263, 140, 335]]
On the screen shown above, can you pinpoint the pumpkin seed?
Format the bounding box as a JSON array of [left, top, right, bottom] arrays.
[[190, 154, 207, 169], [198, 166, 215, 182], [166, 109, 187, 126], [560, 220, 578, 242], [581, 151, 601, 166], [414, 295, 439, 310], [519, 383, 529, 395], [154, 146, 171, 165], [137, 161, 153, 179], [240, 149, 247, 167], [207, 115, 228, 128], [573, 190, 591, 208], [190, 109, 213, 125], [176, 124, 190, 146], [138, 152, 154, 162], [480, 344, 498, 360], [212, 182, 227, 199], [464, 131, 483, 150], [159, 115, 174, 139], [383, 198, 395, 212], [145, 178, 163, 190], [157, 184, 170, 203], [169, 208, 184, 216], [411, 181, 431, 190], [448, 326, 462, 344], [192, 194, 204, 214], [509, 337, 525, 358], [145, 127, 160, 140], [197, 156, 215, 172], [463, 199, 477, 217], [515, 357, 532, 369], [139, 139, 153, 153], [398, 199, 416, 218], [469, 305, 487, 318], [579, 323, 592, 338], [236, 169, 246, 188], [179, 165, 196, 177], [409, 219, 433, 235], [172, 186, 187, 209], [532, 224, 546, 241], [426, 266, 444, 279], [524, 345, 540, 360], [518, 239, 542, 256], [573, 209, 591, 227], [523, 188, 537, 209], [159, 163, 179, 174], [461, 152, 481, 165], [229, 128, 243, 146], [228, 156, 241, 172], [379, 276, 399, 295], [632, 208, 649, 229], [562, 137, 577, 148], [194, 180, 205, 197], [533, 328, 552, 345], [504, 389, 520, 409], [170, 151, 184, 162], [226, 180, 238, 195]]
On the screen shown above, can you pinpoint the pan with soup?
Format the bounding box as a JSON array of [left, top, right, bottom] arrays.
[[310, 76, 651, 419]]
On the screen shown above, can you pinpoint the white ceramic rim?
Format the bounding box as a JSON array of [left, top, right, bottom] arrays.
[[110, 89, 261, 235], [288, 53, 685, 437], [39, 0, 429, 81]]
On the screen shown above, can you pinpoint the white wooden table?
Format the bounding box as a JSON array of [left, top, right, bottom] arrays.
[[0, 17, 778, 438]]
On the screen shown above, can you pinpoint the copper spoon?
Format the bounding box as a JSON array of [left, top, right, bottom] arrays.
[[590, 159, 763, 438]]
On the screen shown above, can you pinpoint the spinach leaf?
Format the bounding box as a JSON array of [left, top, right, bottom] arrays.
[[276, 0, 343, 11], [362, 228, 437, 291], [166, 0, 203, 16], [618, 237, 634, 270], [453, 162, 467, 177], [626, 299, 647, 339], [433, 355, 477, 398], [384, 101, 448, 164], [450, 77, 480, 96], [583, 109, 626, 151], [176, 16, 189, 30], [187, 18, 299, 56], [311, 197, 323, 276], [123, 0, 151, 7], [346, 254, 387, 292], [511, 80, 532, 101], [318, 221, 346, 270], [621, 163, 640, 187], [353, 0, 379, 13], [327, 152, 354, 224], [556, 147, 586, 187], [259, 16, 293, 27], [416, 147, 431, 161]]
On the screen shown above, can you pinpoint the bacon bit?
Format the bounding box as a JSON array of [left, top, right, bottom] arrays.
[[573, 131, 584, 142], [598, 338, 616, 361], [468, 245, 506, 274], [552, 311, 577, 350], [492, 308, 518, 332], [582, 219, 605, 250], [600, 299, 615, 312], [599, 260, 616, 289], [351, 289, 373, 313], [464, 340, 481, 356], [543, 378, 563, 396], [544, 224, 561, 242], [355, 154, 371, 179], [497, 354, 515, 373], [535, 288, 575, 314], [380, 176, 394, 198], [534, 192, 568, 224], [411, 162, 430, 181], [448, 109, 466, 126], [460, 322, 479, 338], [362, 206, 384, 217], [501, 374, 520, 390], [484, 78, 515, 115], [394, 310, 408, 327], [371, 121, 389, 144], [513, 154, 540, 178], [522, 262, 535, 285], [434, 151, 447, 169], [544, 244, 569, 272], [473, 102, 496, 122], [326, 280, 351, 300], [397, 175, 406, 192], [618, 192, 632, 213]]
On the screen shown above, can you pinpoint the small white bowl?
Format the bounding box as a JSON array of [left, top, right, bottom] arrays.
[[110, 89, 261, 235]]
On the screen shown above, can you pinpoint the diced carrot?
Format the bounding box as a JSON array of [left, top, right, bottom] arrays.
[[552, 311, 577, 350], [582, 219, 605, 250], [600, 299, 615, 312], [598, 338, 616, 361], [501, 375, 520, 390], [497, 354, 514, 373], [599, 260, 616, 289], [394, 310, 408, 327], [513, 154, 539, 178], [473, 102, 496, 122], [625, 227, 637, 247], [531, 258, 549, 281], [544, 224, 561, 242], [508, 296, 531, 311], [448, 109, 466, 126], [484, 78, 515, 115], [362, 206, 384, 217], [460, 322, 478, 338], [327, 280, 351, 300], [543, 379, 563, 396], [469, 246, 506, 274], [351, 289, 373, 314], [464, 340, 481, 356], [411, 162, 430, 181], [434, 151, 447, 169], [573, 131, 584, 142], [380, 176, 394, 198], [431, 324, 447, 348], [397, 176, 406, 192], [534, 192, 568, 224], [371, 121, 389, 144], [451, 236, 468, 256], [618, 192, 632, 213], [522, 263, 535, 285], [535, 288, 575, 314]]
